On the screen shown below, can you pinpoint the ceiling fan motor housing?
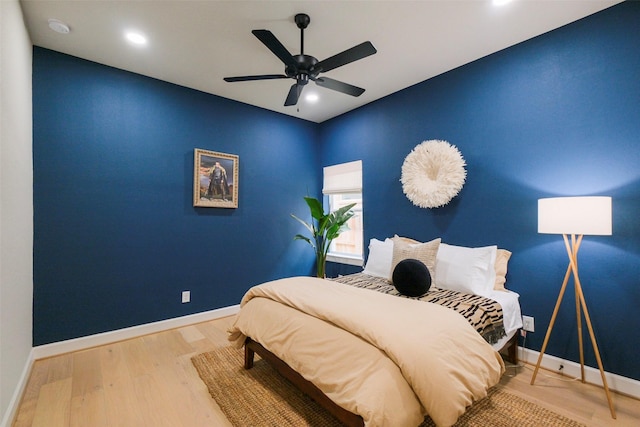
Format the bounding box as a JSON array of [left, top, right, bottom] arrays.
[[287, 55, 319, 83]]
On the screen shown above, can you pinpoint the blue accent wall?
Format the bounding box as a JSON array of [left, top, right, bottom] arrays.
[[32, 1, 639, 382], [33, 47, 318, 345], [323, 2, 639, 381]]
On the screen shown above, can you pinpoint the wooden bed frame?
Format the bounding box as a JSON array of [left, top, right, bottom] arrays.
[[244, 333, 519, 427], [501, 332, 519, 366]]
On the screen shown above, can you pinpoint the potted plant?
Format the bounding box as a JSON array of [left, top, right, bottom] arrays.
[[291, 196, 356, 278]]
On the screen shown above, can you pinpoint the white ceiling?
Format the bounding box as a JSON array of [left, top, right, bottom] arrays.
[[20, 0, 621, 123]]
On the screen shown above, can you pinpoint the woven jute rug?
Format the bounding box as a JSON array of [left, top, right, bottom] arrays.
[[192, 346, 586, 427]]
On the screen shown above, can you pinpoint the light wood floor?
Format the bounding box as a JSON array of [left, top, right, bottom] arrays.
[[11, 316, 640, 427]]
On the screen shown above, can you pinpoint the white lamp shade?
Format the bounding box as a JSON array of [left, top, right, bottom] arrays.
[[538, 196, 612, 235]]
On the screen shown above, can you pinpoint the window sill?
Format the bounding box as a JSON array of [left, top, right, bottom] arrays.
[[326, 254, 364, 267]]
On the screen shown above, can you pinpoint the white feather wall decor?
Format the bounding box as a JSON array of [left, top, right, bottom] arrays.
[[401, 140, 467, 208]]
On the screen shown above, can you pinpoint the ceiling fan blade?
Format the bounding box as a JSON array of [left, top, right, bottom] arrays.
[[252, 29, 296, 67], [224, 74, 288, 82], [314, 77, 365, 97], [284, 83, 303, 106], [314, 41, 377, 74]]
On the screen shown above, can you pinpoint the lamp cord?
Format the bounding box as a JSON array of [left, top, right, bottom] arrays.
[[507, 330, 581, 382]]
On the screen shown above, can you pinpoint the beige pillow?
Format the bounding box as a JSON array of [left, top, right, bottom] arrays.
[[393, 235, 421, 245], [494, 249, 512, 291], [391, 236, 441, 280]]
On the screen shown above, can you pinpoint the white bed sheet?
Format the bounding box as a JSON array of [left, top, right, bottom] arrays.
[[493, 329, 516, 351], [486, 289, 522, 350]]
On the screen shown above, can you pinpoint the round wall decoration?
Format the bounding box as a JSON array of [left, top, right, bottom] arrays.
[[401, 139, 467, 208]]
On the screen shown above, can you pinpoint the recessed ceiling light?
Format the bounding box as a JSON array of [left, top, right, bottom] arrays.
[[125, 31, 147, 46], [48, 19, 70, 34], [493, 0, 513, 5], [305, 93, 319, 103]]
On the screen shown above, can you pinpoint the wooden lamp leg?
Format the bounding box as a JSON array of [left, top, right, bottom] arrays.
[[570, 234, 586, 382], [565, 235, 616, 419], [531, 234, 616, 419], [530, 261, 572, 384]]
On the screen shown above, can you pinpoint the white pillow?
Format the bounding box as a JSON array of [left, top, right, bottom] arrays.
[[362, 238, 394, 279], [435, 243, 497, 297]]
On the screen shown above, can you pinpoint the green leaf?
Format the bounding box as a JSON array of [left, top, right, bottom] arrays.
[[326, 221, 351, 241], [293, 234, 314, 248], [304, 197, 325, 221], [333, 203, 356, 219], [290, 214, 314, 235], [317, 215, 330, 234]]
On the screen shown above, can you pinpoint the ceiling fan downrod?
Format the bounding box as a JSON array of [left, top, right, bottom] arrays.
[[295, 13, 310, 56]]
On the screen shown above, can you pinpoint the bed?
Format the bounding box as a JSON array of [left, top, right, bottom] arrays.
[[228, 236, 523, 427]]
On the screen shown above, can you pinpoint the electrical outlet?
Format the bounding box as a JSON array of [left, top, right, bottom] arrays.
[[522, 315, 535, 332], [181, 290, 191, 303]]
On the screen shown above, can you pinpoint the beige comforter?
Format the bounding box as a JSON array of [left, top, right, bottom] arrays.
[[228, 277, 505, 427]]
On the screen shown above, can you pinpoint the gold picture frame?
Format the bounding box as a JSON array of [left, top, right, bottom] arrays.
[[193, 149, 239, 208]]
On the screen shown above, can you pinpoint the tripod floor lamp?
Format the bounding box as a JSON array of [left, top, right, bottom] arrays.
[[532, 196, 615, 419]]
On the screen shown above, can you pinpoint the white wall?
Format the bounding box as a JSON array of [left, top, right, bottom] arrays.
[[0, 0, 34, 424]]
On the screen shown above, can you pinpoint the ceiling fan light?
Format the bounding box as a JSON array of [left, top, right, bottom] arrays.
[[48, 19, 70, 34], [125, 31, 147, 46]]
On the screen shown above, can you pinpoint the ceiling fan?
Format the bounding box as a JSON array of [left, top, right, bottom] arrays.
[[224, 13, 377, 107]]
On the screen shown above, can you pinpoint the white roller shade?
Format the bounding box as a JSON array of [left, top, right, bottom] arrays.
[[322, 160, 362, 195]]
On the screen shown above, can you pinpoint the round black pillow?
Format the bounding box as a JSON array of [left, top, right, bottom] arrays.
[[392, 258, 431, 297]]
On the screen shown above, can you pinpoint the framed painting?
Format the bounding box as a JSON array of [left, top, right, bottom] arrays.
[[193, 149, 239, 208]]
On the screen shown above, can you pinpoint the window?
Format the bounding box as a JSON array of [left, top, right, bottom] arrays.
[[323, 161, 363, 266]]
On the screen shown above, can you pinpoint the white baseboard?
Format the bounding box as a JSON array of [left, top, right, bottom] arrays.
[[0, 348, 36, 427], [32, 305, 240, 359], [1, 306, 239, 427], [519, 346, 640, 400]]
